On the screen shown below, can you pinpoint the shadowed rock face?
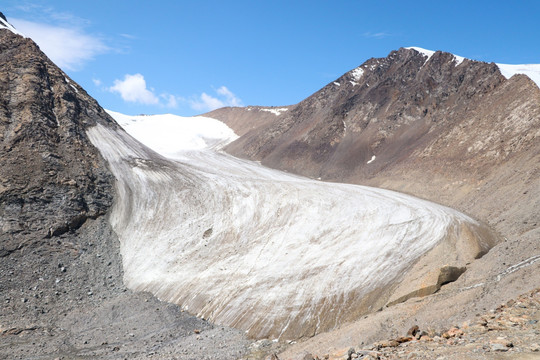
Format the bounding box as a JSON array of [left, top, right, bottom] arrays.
[[0, 29, 116, 255]]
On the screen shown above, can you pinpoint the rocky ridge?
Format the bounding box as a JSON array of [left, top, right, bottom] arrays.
[[0, 23, 115, 257], [205, 105, 292, 137]]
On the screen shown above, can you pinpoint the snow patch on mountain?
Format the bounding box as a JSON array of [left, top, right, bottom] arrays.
[[406, 46, 466, 66], [407, 47, 540, 87], [497, 63, 540, 88], [0, 15, 23, 36], [351, 67, 364, 81], [407, 46, 436, 62], [260, 107, 289, 116]]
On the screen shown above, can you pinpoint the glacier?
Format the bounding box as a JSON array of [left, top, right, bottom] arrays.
[[86, 112, 497, 339]]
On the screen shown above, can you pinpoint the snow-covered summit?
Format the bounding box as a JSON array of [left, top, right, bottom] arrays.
[[0, 12, 23, 36], [406, 46, 465, 66], [407, 46, 436, 61], [406, 46, 540, 88]]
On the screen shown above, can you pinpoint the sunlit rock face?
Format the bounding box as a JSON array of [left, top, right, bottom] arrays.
[[87, 112, 498, 340]]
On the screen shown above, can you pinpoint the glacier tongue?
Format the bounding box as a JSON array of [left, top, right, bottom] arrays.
[[87, 112, 497, 339]]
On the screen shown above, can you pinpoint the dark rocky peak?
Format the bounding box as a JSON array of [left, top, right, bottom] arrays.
[[223, 46, 519, 181], [340, 47, 501, 95], [0, 27, 117, 256], [286, 47, 504, 129], [0, 11, 19, 34]]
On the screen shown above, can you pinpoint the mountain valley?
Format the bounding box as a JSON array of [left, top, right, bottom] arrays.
[[1, 12, 539, 360]]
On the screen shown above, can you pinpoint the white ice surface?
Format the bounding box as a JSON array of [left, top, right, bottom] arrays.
[[88, 111, 487, 338], [106, 110, 238, 155]]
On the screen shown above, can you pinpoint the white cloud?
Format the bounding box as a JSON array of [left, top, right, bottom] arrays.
[[191, 93, 225, 111], [190, 86, 243, 111], [362, 31, 392, 39], [11, 18, 109, 71], [107, 76, 241, 111], [161, 93, 181, 108], [216, 86, 242, 107], [109, 74, 160, 105], [92, 78, 102, 87]]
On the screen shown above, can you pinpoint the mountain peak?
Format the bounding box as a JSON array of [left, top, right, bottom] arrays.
[[405, 46, 540, 88], [0, 11, 22, 36], [405, 46, 436, 59], [405, 46, 466, 66]]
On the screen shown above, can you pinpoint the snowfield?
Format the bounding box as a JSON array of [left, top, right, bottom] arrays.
[[87, 112, 497, 339], [106, 110, 238, 153]]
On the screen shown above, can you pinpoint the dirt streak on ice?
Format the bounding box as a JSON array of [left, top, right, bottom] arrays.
[[87, 112, 488, 339]]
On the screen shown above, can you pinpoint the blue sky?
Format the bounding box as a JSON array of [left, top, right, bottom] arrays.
[[2, 0, 539, 116]]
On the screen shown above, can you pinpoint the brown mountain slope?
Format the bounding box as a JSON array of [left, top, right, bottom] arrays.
[[205, 48, 540, 358], [221, 48, 516, 179], [210, 47, 539, 240], [204, 105, 291, 136]]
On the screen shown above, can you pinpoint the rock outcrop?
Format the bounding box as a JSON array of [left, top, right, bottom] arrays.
[[0, 27, 115, 255]]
